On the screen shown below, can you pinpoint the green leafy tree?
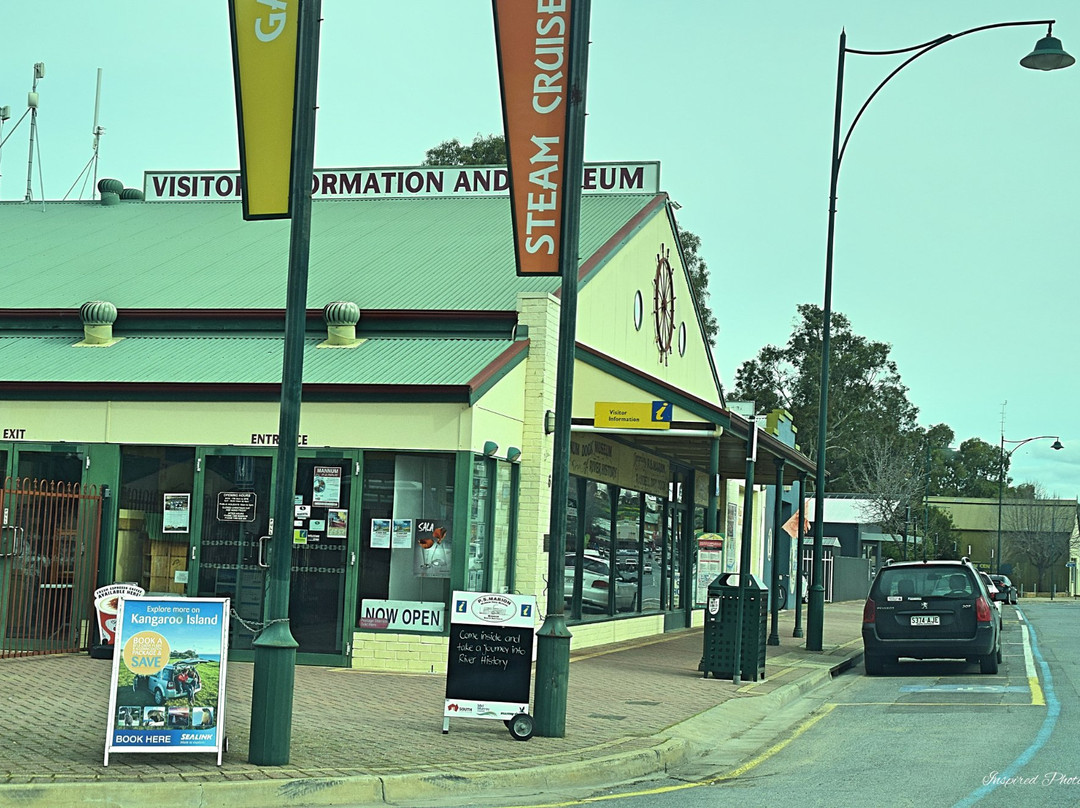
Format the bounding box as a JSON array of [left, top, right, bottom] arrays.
[[732, 304, 918, 489], [422, 134, 717, 345], [424, 134, 507, 166]]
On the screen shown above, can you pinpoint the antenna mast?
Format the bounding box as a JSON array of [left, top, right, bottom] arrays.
[[0, 103, 10, 196], [24, 62, 44, 202], [91, 68, 104, 198]]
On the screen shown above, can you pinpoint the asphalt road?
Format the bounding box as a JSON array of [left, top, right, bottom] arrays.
[[485, 599, 1080, 808]]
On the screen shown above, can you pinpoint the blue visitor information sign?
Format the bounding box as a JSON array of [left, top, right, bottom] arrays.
[[103, 596, 230, 765]]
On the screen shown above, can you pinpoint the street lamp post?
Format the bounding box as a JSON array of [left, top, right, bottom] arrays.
[[996, 434, 1063, 574], [806, 21, 1073, 651]]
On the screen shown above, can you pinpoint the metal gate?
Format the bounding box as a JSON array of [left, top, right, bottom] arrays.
[[1, 477, 103, 658]]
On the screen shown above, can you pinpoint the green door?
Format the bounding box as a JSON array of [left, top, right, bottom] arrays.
[[291, 453, 359, 666], [192, 449, 357, 666], [192, 449, 275, 658]]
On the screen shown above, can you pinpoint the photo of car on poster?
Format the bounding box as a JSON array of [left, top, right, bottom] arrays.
[[104, 597, 230, 765]]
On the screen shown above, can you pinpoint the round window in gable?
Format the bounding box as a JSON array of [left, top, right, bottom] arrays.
[[633, 290, 644, 331]]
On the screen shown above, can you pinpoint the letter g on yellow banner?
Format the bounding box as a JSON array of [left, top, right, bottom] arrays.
[[229, 0, 300, 220]]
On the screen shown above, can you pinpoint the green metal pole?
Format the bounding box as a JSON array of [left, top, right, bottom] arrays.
[[792, 473, 805, 638], [706, 438, 719, 533], [533, 0, 591, 739], [732, 419, 757, 686], [248, 0, 321, 766], [768, 459, 784, 645], [808, 30, 845, 652], [996, 434, 1005, 574]]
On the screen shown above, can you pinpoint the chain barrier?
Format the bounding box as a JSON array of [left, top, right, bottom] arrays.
[[230, 608, 290, 636]]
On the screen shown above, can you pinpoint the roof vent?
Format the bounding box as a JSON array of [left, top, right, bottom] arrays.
[[97, 178, 123, 194], [76, 300, 121, 347], [319, 301, 363, 348]]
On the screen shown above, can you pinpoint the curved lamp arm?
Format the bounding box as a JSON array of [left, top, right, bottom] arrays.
[[1002, 434, 1063, 459], [837, 20, 1057, 173]]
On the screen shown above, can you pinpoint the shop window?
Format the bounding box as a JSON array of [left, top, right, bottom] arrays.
[[356, 452, 454, 631], [615, 489, 644, 612], [116, 447, 196, 593], [491, 462, 515, 593], [467, 458, 518, 594]]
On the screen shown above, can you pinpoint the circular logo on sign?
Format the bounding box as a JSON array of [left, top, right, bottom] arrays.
[[471, 595, 516, 623], [122, 631, 171, 675]]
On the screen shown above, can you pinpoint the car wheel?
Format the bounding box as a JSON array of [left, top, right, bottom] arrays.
[[864, 654, 885, 676], [980, 653, 999, 675], [153, 688, 165, 706]]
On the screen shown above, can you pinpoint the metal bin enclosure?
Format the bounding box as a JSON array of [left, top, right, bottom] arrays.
[[701, 572, 767, 681]]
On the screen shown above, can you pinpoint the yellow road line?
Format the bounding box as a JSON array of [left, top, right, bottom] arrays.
[[490, 704, 838, 808], [1018, 617, 1045, 706]]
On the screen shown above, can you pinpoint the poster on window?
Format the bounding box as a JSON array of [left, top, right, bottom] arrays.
[[104, 596, 230, 766], [163, 494, 191, 534], [312, 466, 342, 507], [392, 518, 414, 549], [370, 517, 390, 548], [326, 509, 348, 539], [414, 519, 451, 578]]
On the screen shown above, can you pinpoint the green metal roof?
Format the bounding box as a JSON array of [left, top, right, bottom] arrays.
[[0, 194, 661, 311], [0, 335, 520, 392]]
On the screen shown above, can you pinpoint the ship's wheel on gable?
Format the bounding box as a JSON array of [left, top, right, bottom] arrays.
[[653, 245, 675, 365]]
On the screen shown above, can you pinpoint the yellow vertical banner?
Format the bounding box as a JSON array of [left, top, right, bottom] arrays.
[[229, 0, 300, 220], [492, 0, 571, 275]]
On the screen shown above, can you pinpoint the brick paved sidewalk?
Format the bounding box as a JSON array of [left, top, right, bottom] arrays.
[[0, 601, 864, 806]]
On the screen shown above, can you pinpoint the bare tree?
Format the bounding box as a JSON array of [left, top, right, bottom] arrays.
[[851, 436, 919, 558], [1003, 486, 1073, 593], [850, 435, 957, 561]]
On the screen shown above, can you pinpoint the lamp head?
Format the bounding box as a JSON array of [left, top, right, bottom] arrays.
[[1021, 34, 1075, 71], [1051, 439, 1064, 451]]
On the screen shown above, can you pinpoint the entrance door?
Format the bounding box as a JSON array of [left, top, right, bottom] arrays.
[[290, 456, 355, 664], [194, 451, 274, 654], [193, 450, 355, 666]]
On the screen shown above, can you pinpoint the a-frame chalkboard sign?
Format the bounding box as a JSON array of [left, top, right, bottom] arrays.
[[443, 591, 537, 740]]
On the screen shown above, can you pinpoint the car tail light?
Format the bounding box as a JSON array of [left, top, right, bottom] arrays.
[[591, 580, 609, 590], [862, 598, 876, 623], [976, 596, 992, 622]]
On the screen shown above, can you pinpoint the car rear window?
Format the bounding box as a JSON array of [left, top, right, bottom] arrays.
[[876, 567, 976, 599]]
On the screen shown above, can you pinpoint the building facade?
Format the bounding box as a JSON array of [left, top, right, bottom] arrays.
[[0, 163, 814, 669]]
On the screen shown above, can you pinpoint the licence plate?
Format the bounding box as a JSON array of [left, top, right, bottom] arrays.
[[911, 615, 940, 626]]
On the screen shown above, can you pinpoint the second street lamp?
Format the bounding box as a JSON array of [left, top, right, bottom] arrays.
[[996, 435, 1064, 574], [807, 21, 1072, 651]]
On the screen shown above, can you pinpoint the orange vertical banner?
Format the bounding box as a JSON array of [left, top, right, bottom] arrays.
[[229, 0, 301, 220], [493, 0, 572, 276]]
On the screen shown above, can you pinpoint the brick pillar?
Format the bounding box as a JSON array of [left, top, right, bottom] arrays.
[[515, 292, 561, 604]]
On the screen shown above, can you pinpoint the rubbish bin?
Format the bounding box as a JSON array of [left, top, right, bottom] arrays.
[[701, 572, 767, 681]]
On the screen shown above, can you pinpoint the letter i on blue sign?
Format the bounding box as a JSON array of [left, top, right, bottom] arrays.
[[652, 401, 672, 422], [455, 600, 467, 613], [520, 604, 532, 618]]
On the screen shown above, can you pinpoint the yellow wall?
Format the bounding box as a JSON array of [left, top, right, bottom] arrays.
[[2, 399, 474, 451], [576, 209, 721, 406], [470, 361, 527, 459]]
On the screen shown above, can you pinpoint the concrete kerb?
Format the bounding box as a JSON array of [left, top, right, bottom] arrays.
[[659, 648, 862, 760]]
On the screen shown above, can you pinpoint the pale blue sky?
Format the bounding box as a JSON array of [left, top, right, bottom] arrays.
[[2, 1, 1077, 496]]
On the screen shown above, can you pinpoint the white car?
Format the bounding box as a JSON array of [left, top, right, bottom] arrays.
[[566, 552, 637, 612]]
